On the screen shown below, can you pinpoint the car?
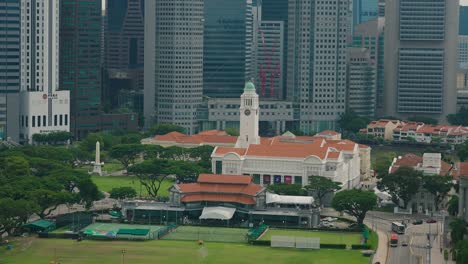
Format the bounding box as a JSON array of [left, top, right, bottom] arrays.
[[401, 241, 408, 247], [322, 217, 338, 222], [412, 219, 423, 225], [320, 222, 335, 228], [426, 219, 437, 224]]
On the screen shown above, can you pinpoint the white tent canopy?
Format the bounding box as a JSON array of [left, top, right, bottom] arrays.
[[266, 192, 314, 205], [199, 207, 236, 220]]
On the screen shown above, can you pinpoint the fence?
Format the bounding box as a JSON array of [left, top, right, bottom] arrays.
[[271, 236, 320, 249]]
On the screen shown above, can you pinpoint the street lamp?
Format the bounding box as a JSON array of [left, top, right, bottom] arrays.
[[121, 249, 126, 264]]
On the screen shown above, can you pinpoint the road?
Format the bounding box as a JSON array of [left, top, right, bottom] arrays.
[[366, 212, 450, 264]]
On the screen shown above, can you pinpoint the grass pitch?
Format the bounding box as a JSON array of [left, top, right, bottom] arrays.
[[90, 176, 172, 197], [162, 226, 248, 243], [82, 223, 164, 234], [259, 229, 362, 246], [0, 238, 371, 264]]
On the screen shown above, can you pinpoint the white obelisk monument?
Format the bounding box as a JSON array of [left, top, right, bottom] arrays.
[[92, 141, 104, 175]]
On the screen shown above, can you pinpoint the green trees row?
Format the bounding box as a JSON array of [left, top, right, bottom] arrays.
[[377, 166, 453, 210], [0, 152, 101, 239]]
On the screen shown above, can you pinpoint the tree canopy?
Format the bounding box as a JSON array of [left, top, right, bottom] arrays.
[[305, 176, 341, 207], [422, 174, 453, 211], [456, 140, 468, 162], [407, 116, 438, 125], [337, 111, 370, 133], [332, 189, 377, 225], [109, 187, 137, 200], [109, 144, 145, 169], [225, 128, 240, 136], [268, 184, 307, 196], [149, 124, 185, 136], [377, 166, 423, 208], [447, 106, 468, 126]]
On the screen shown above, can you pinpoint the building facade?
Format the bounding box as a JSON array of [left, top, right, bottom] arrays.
[[253, 21, 284, 99], [360, 119, 402, 140], [261, 0, 289, 99], [59, 0, 102, 139], [0, 0, 20, 141], [144, 0, 204, 134], [211, 82, 370, 189], [460, 6, 468, 36], [352, 18, 385, 115], [287, 0, 349, 133], [203, 0, 252, 99], [383, 0, 459, 122], [352, 0, 378, 27], [104, 0, 144, 114], [459, 36, 468, 68], [346, 47, 376, 118], [19, 0, 70, 143]]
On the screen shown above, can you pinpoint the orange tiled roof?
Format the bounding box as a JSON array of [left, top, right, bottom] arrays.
[[213, 147, 247, 156], [197, 174, 252, 185], [317, 130, 340, 135], [154, 131, 237, 145], [389, 153, 455, 176], [457, 162, 468, 178], [181, 194, 256, 205], [197, 130, 228, 136]]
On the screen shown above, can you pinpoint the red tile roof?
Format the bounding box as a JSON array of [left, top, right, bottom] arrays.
[[154, 131, 237, 145], [389, 153, 454, 176], [317, 130, 340, 136], [457, 162, 468, 179], [197, 174, 252, 185]]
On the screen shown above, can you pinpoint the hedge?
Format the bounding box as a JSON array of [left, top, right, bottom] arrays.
[[351, 244, 372, 250], [320, 243, 347, 249], [250, 240, 271, 246]]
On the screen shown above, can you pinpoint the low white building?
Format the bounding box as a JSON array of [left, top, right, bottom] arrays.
[[211, 82, 370, 189]]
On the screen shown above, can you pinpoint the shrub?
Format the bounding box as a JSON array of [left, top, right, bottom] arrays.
[[351, 244, 372, 250], [320, 243, 346, 249]]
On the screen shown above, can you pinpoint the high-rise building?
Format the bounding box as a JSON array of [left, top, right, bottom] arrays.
[[59, 0, 102, 139], [0, 0, 20, 141], [460, 6, 468, 36], [383, 0, 459, 121], [261, 0, 288, 99], [253, 21, 284, 99], [347, 47, 376, 118], [105, 0, 144, 113], [144, 0, 204, 134], [19, 0, 70, 143], [203, 0, 253, 98], [287, 0, 349, 133], [378, 0, 385, 17], [459, 36, 468, 68], [353, 0, 378, 26], [352, 18, 385, 115]]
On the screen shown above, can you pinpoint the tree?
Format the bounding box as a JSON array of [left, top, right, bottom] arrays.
[[456, 239, 468, 264], [447, 106, 468, 126], [456, 140, 468, 162], [447, 195, 459, 216], [160, 146, 190, 161], [332, 189, 377, 225], [76, 178, 102, 209], [377, 166, 423, 208], [422, 174, 453, 211], [127, 159, 175, 197], [374, 152, 396, 177], [0, 198, 38, 239], [32, 131, 71, 145], [0, 156, 30, 177], [189, 145, 214, 170], [149, 124, 185, 136], [109, 144, 144, 169], [29, 189, 76, 218], [109, 187, 137, 200], [449, 218, 467, 247], [225, 128, 240, 136], [170, 160, 207, 183], [337, 111, 370, 133], [268, 184, 307, 196], [305, 176, 342, 207]]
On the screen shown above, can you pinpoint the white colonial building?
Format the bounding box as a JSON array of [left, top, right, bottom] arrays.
[[211, 82, 370, 189]]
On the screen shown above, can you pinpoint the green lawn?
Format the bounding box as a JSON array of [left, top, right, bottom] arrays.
[[91, 176, 173, 197], [0, 238, 370, 264], [162, 226, 248, 243], [259, 229, 362, 246]]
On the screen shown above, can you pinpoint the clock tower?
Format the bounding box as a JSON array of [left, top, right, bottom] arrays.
[[236, 81, 260, 148]]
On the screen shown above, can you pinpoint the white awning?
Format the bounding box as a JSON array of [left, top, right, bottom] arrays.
[[266, 192, 314, 205], [199, 207, 236, 220]]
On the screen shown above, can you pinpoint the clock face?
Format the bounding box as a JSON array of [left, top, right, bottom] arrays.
[[244, 109, 251, 116]]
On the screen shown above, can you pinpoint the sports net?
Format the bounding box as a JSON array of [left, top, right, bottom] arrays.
[[271, 236, 295, 248], [161, 226, 248, 243], [271, 236, 320, 249]]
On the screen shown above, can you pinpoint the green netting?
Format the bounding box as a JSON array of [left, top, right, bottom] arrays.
[[117, 229, 150, 236]]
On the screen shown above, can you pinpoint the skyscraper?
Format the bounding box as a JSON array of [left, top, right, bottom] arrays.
[[287, 0, 349, 133], [144, 0, 204, 134], [352, 0, 378, 26], [352, 18, 385, 115], [105, 0, 144, 113], [383, 0, 458, 121], [253, 21, 284, 99], [203, 0, 253, 98], [347, 47, 376, 118], [460, 6, 468, 36], [59, 0, 102, 139], [19, 0, 70, 143], [261, 0, 288, 99], [0, 0, 20, 141]]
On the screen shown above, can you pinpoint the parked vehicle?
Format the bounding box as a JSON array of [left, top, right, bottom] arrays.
[[412, 219, 423, 225], [426, 219, 437, 224]]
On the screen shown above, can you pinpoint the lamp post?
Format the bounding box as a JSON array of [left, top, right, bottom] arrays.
[[121, 249, 126, 264]]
